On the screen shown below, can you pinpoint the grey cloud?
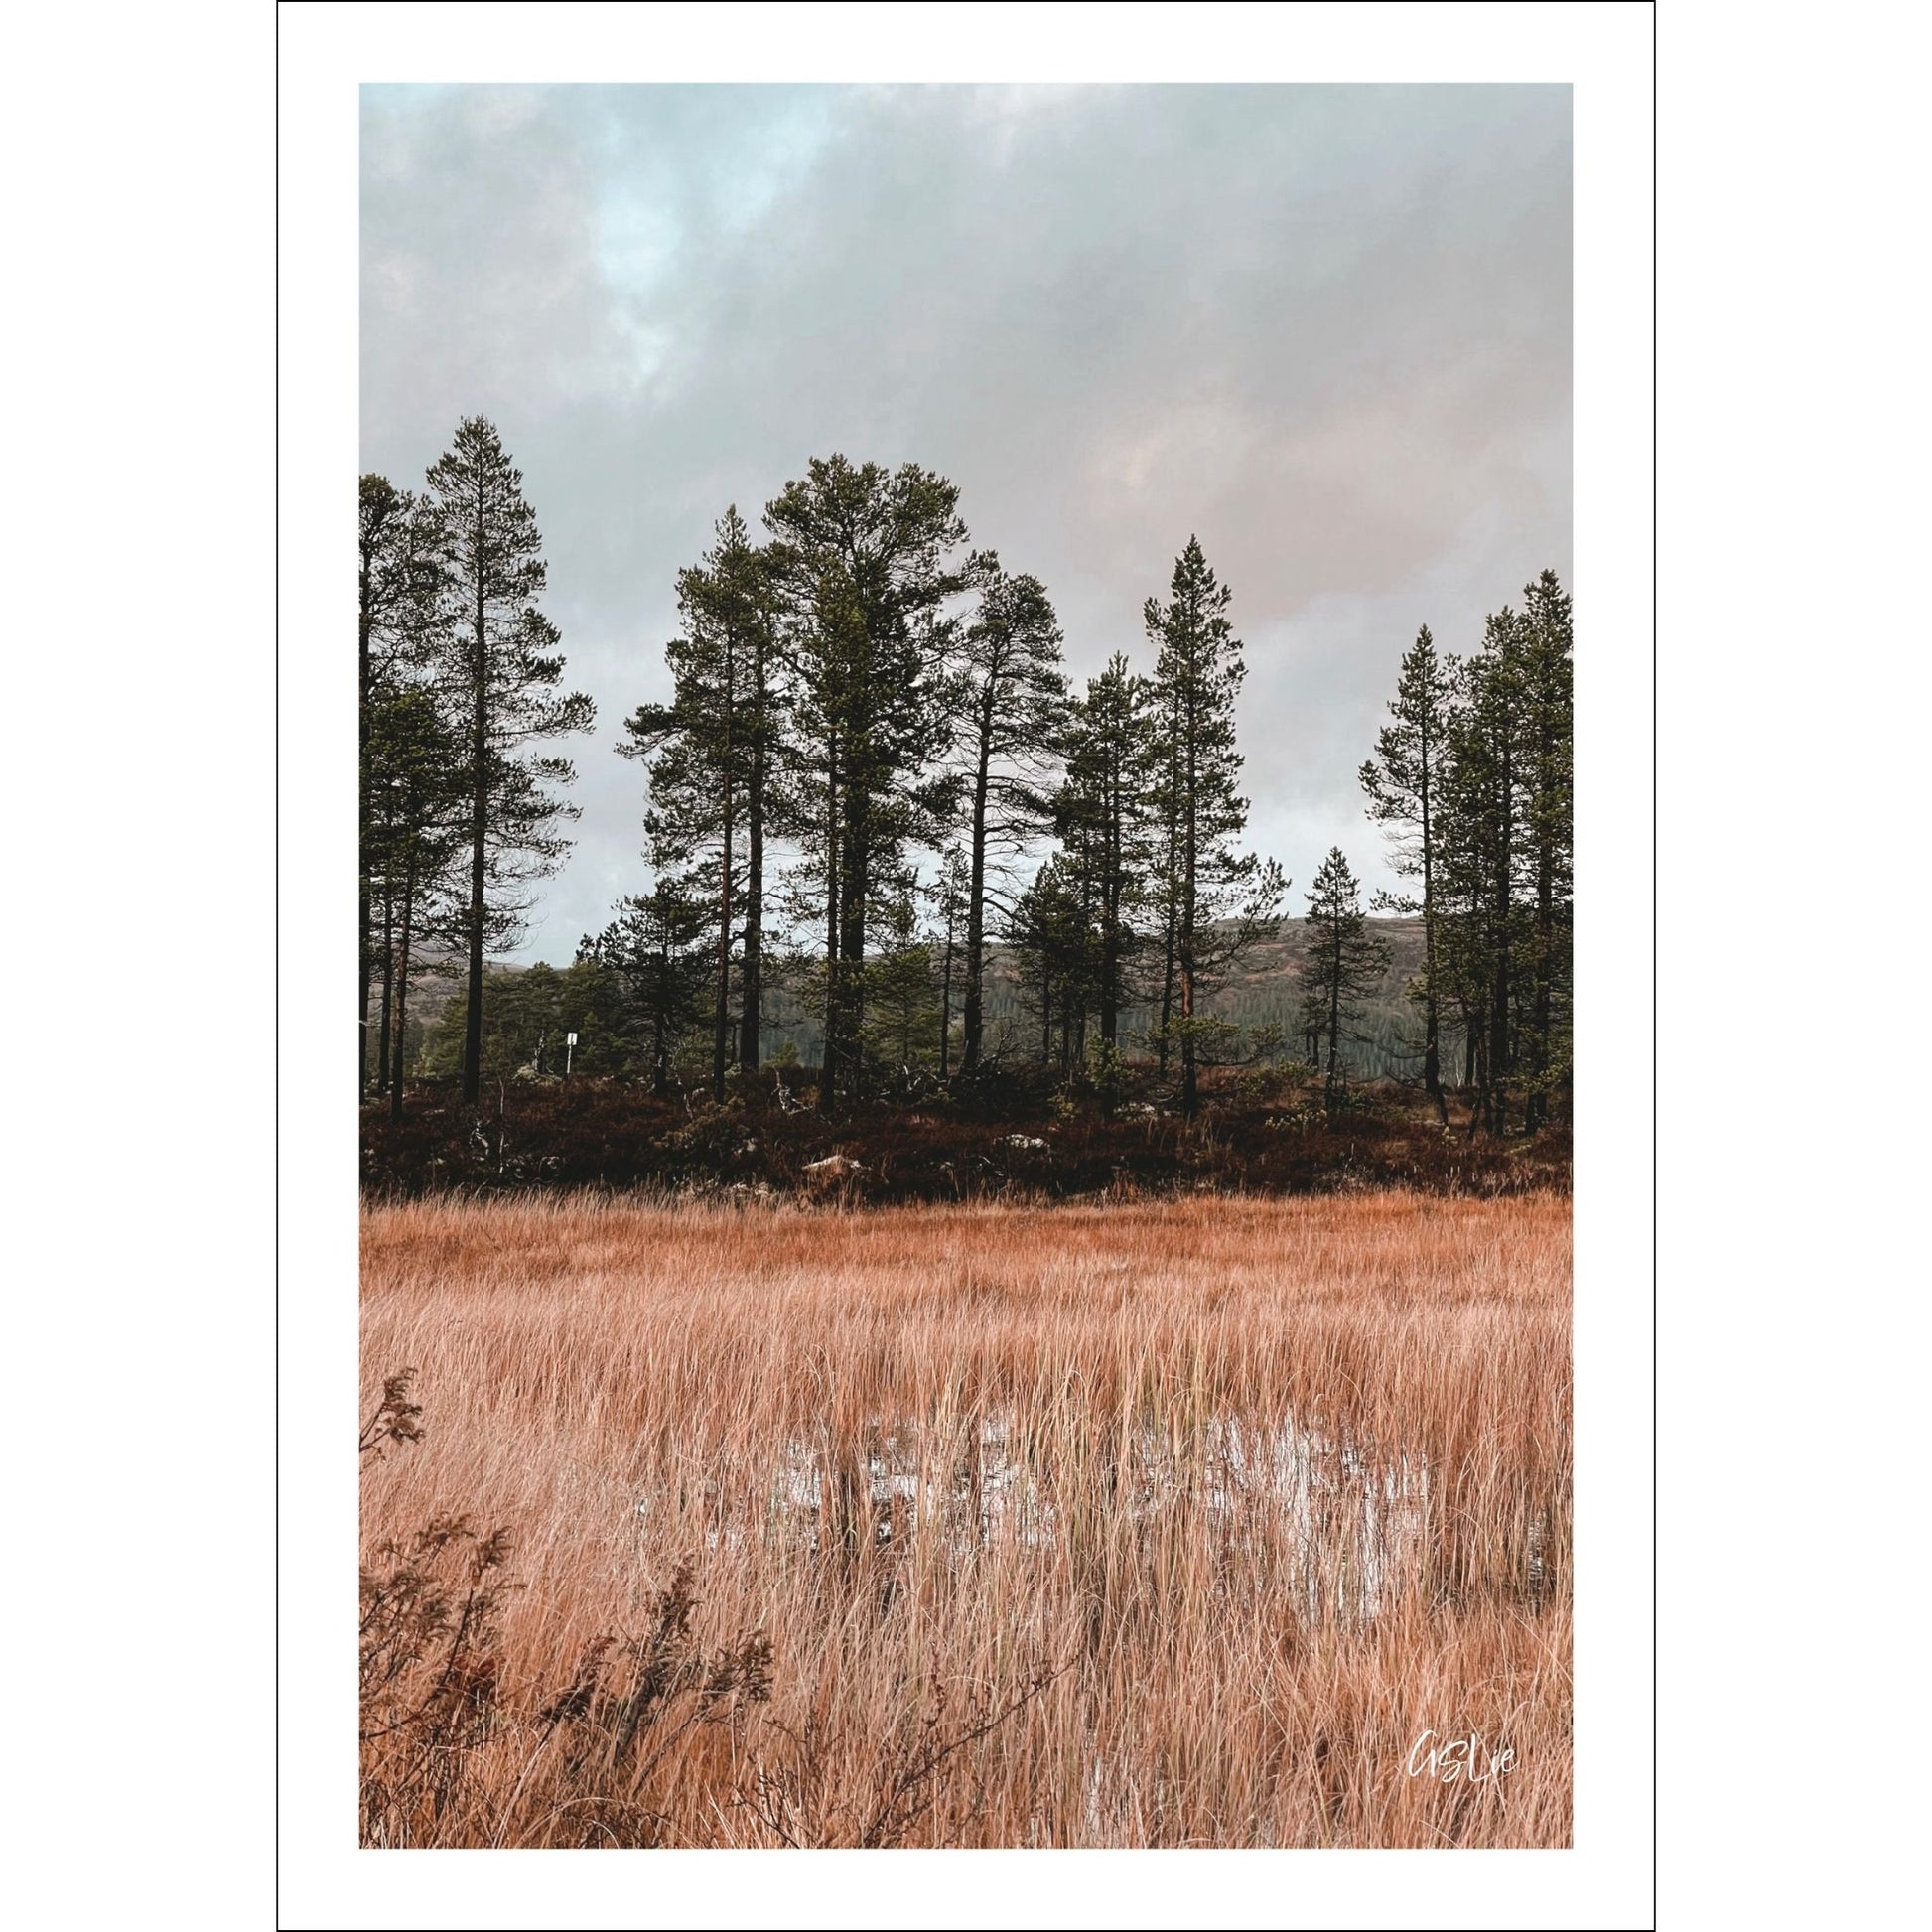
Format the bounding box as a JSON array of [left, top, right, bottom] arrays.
[[361, 83, 1570, 960]]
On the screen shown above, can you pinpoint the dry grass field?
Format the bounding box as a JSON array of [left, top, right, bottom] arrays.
[[360, 1191, 1571, 1848]]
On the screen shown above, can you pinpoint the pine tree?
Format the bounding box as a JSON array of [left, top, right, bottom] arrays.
[[1057, 651, 1152, 1074], [363, 684, 467, 1118], [691, 510, 787, 1076], [1149, 647, 1185, 1079], [860, 891, 944, 1075], [1008, 856, 1096, 1078], [358, 474, 444, 1091], [1143, 537, 1286, 1112], [420, 418, 595, 1104], [1438, 615, 1527, 1134], [620, 509, 781, 1102], [762, 457, 970, 1109], [1299, 847, 1393, 1104], [933, 845, 969, 1076], [1359, 624, 1457, 1121], [585, 885, 710, 1097], [1420, 574, 1575, 1136], [359, 475, 406, 1092], [1515, 569, 1574, 1128], [953, 561, 1067, 1076]]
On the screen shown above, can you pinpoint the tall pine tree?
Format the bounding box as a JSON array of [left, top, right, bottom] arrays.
[[420, 417, 595, 1105], [762, 457, 970, 1109], [1359, 624, 1456, 1120], [1056, 651, 1152, 1072], [1422, 570, 1574, 1134], [363, 684, 467, 1118], [1515, 569, 1573, 1128], [952, 560, 1067, 1076], [1144, 537, 1286, 1113], [1437, 614, 1526, 1133], [621, 509, 783, 1101], [1299, 847, 1393, 1105], [358, 473, 444, 1092]]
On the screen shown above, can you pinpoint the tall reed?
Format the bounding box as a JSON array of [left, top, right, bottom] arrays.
[[362, 1191, 1570, 1847]]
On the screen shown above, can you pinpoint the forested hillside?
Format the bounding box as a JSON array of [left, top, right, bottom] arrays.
[[398, 918, 1437, 1089]]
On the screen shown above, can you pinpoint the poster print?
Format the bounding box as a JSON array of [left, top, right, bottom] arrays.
[[350, 72, 1587, 1861]]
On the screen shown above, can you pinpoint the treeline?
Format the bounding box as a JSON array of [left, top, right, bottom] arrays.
[[405, 919, 1445, 1091], [584, 470, 1287, 1117], [1357, 578, 1574, 1132], [362, 418, 1571, 1133]]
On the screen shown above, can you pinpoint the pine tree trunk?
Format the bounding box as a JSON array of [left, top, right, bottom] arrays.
[[1420, 731, 1447, 1124], [359, 874, 370, 1102], [1100, 764, 1122, 1053], [938, 899, 955, 1078], [376, 882, 395, 1096], [820, 741, 839, 1112], [1422, 986, 1444, 1118], [835, 783, 868, 1108], [359, 558, 373, 1099], [1099, 902, 1119, 1053], [1326, 918, 1343, 1104], [1156, 759, 1178, 1079], [390, 849, 416, 1123], [1469, 1034, 1486, 1140], [1528, 868, 1553, 1132], [961, 702, 993, 1075], [712, 830, 732, 1104], [1528, 710, 1556, 1131], [739, 653, 764, 1076], [1157, 917, 1175, 1077], [461, 492, 488, 1107], [1178, 722, 1198, 1116], [1488, 928, 1510, 1134], [1488, 740, 1515, 1135], [711, 642, 736, 1103]]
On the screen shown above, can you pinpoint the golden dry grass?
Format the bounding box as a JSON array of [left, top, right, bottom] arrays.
[[361, 1191, 1570, 1847]]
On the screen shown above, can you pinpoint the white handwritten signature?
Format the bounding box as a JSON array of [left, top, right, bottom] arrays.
[[1405, 1729, 1517, 1784]]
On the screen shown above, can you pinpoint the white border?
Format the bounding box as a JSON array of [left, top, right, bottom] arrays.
[[280, 6, 1652, 1927]]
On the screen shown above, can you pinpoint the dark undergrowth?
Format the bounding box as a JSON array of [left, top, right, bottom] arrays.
[[361, 1067, 1570, 1203]]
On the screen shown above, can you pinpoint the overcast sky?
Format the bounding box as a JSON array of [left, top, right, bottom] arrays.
[[361, 83, 1571, 964]]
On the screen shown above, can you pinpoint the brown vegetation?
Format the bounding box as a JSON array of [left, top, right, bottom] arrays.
[[360, 1069, 1571, 1201], [361, 1191, 1570, 1847]]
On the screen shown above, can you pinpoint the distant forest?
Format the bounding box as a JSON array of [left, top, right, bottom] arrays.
[[361, 419, 1572, 1134], [394, 920, 1431, 1087]]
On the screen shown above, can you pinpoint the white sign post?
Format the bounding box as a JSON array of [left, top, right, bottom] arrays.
[[566, 1032, 578, 1077]]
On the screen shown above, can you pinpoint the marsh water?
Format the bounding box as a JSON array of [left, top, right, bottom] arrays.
[[638, 1413, 1440, 1622]]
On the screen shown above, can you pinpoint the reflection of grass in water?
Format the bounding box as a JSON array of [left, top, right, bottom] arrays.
[[742, 1413, 1429, 1625], [362, 1191, 1571, 1847]]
